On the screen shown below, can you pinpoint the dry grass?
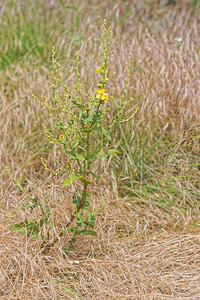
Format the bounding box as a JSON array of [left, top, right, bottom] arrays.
[[0, 184, 200, 299], [0, 0, 200, 299]]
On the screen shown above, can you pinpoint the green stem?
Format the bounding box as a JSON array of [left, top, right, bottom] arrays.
[[63, 139, 84, 175], [41, 180, 89, 254], [86, 108, 90, 173], [41, 108, 91, 254]]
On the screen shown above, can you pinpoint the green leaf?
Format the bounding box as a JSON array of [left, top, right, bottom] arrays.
[[72, 191, 82, 209], [58, 0, 78, 10], [64, 174, 79, 187], [25, 202, 31, 209], [77, 219, 83, 226], [65, 5, 78, 10], [72, 139, 79, 148], [30, 203, 41, 212], [40, 219, 44, 227], [64, 148, 76, 159], [64, 177, 71, 187], [75, 229, 97, 236], [87, 230, 97, 236], [77, 154, 85, 160], [79, 177, 93, 184], [58, 0, 65, 6], [11, 223, 26, 235], [49, 222, 54, 230], [32, 196, 39, 202], [28, 232, 39, 239], [11, 220, 40, 239], [70, 237, 76, 244], [81, 113, 87, 120], [108, 149, 120, 155], [74, 228, 87, 235], [89, 154, 96, 161], [97, 149, 108, 158], [84, 116, 93, 122], [90, 171, 98, 180], [82, 128, 92, 133], [69, 245, 75, 251], [102, 128, 111, 141]]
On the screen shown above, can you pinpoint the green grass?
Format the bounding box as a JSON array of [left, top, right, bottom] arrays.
[[113, 123, 200, 214], [0, 0, 82, 69]]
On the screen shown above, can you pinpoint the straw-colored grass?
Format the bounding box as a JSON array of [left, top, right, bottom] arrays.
[[0, 0, 200, 299]]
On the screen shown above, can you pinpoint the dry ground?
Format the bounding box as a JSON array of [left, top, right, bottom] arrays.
[[0, 0, 200, 299]]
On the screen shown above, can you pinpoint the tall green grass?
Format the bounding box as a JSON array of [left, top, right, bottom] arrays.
[[113, 121, 200, 216], [0, 0, 82, 69]]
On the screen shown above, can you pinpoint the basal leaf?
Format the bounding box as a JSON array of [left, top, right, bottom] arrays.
[[11, 223, 26, 235]]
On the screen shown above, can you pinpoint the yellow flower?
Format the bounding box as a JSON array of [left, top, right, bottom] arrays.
[[96, 66, 102, 74], [59, 135, 65, 139], [96, 88, 105, 94], [96, 88, 109, 101]]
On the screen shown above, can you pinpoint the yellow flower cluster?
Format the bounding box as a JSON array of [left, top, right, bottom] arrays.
[[96, 66, 102, 74], [96, 88, 109, 102]]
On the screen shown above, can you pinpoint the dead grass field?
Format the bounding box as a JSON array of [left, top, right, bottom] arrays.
[[0, 0, 200, 299]]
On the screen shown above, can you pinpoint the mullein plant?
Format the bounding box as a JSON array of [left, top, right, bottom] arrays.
[[6, 20, 138, 255]]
